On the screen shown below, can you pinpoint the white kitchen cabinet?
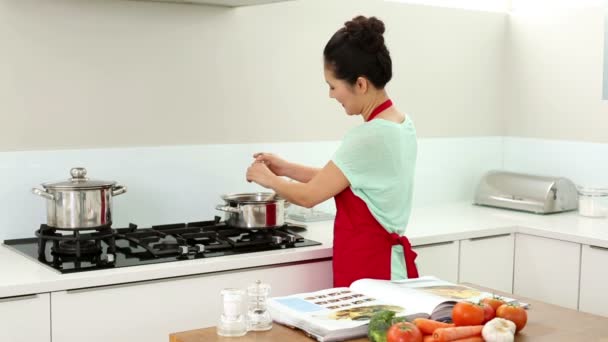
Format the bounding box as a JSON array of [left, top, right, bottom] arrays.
[[579, 244, 608, 317], [513, 233, 580, 310], [51, 260, 332, 342], [459, 233, 514, 293], [413, 241, 459, 283], [0, 293, 51, 342]]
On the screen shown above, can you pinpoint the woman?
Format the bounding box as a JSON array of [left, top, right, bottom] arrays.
[[246, 15, 418, 287]]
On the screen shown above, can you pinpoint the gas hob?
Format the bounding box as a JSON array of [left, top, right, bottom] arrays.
[[3, 217, 320, 274]]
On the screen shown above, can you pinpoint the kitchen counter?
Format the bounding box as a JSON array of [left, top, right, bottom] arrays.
[[3, 202, 608, 298], [169, 284, 608, 341]]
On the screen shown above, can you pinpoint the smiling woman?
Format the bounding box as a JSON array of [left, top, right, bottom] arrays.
[[246, 15, 419, 288]]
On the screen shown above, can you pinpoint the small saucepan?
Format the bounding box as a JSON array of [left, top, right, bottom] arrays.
[[216, 192, 288, 229]]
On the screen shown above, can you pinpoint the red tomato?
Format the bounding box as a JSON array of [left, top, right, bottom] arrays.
[[479, 302, 496, 323], [451, 301, 485, 326], [386, 321, 423, 342], [496, 304, 527, 332], [481, 297, 507, 311]]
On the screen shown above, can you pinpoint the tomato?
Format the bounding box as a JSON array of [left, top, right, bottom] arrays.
[[451, 301, 485, 326], [386, 321, 423, 342], [481, 296, 507, 311], [479, 302, 496, 323], [496, 303, 527, 333]]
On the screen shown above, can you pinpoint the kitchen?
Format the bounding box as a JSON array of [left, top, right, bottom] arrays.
[[2, 0, 608, 341]]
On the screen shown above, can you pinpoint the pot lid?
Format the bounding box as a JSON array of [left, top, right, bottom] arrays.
[[222, 192, 283, 203], [42, 167, 117, 190]]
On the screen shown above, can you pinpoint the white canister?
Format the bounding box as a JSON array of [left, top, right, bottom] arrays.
[[577, 187, 608, 218]]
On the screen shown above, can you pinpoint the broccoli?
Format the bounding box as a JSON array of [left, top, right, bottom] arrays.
[[367, 310, 400, 342]]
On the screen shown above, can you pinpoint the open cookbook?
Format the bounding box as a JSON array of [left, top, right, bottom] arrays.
[[267, 276, 527, 342]]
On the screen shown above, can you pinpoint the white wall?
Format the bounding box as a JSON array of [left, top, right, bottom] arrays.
[[0, 0, 509, 240], [503, 137, 608, 189], [8, 0, 608, 240], [0, 0, 506, 151], [0, 137, 503, 240], [500, 2, 608, 190], [505, 3, 608, 143]]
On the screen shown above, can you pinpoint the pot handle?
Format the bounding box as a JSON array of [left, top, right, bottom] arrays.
[[32, 188, 55, 200], [215, 205, 240, 213], [112, 185, 127, 196]]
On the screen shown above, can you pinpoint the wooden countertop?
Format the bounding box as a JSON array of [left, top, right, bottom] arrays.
[[170, 284, 608, 342]]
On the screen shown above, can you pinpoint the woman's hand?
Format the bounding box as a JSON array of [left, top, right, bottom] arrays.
[[246, 162, 278, 189], [253, 152, 290, 177]]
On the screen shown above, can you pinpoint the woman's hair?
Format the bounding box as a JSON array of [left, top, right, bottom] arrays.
[[323, 16, 392, 88]]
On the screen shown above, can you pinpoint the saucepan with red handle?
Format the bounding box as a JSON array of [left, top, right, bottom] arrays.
[[215, 192, 289, 229]]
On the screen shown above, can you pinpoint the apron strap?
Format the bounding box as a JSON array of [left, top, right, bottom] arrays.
[[389, 232, 419, 279]]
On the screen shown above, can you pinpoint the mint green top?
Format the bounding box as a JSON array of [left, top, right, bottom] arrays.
[[332, 116, 417, 280]]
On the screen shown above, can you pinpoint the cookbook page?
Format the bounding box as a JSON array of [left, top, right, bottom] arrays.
[[392, 276, 528, 308], [268, 287, 405, 336], [350, 276, 453, 316]]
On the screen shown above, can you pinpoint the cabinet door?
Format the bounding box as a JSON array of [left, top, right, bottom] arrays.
[[0, 293, 51, 342], [52, 260, 332, 342], [413, 241, 459, 283], [579, 244, 608, 317], [459, 233, 514, 293], [513, 233, 580, 310]]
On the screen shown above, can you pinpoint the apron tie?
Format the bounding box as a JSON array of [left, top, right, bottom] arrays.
[[389, 232, 419, 279]]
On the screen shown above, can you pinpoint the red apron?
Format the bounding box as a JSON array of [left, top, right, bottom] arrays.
[[332, 99, 419, 287]]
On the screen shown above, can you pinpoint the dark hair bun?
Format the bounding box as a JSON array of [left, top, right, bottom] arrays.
[[343, 16, 385, 53], [324, 15, 392, 88]]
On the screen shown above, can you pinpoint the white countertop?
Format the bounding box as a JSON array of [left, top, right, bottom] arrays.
[[2, 202, 608, 298]]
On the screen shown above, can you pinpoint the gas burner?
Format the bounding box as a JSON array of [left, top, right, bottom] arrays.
[[53, 240, 101, 256], [35, 224, 117, 261]]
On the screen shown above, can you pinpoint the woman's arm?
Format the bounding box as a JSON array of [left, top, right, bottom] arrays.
[[252, 152, 320, 183], [246, 161, 349, 208], [282, 163, 321, 183]]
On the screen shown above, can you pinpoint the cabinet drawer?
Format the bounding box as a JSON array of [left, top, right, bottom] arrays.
[[52, 260, 332, 342], [0, 293, 50, 342], [460, 233, 514, 293], [580, 244, 608, 317], [513, 234, 580, 310], [413, 241, 459, 283]]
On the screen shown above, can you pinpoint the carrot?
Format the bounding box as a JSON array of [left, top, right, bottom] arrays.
[[432, 325, 483, 342], [450, 337, 484, 342], [422, 335, 435, 342], [413, 318, 455, 334]]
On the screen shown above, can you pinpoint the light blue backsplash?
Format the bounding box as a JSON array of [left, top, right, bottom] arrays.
[[0, 137, 503, 240], [504, 137, 608, 188]]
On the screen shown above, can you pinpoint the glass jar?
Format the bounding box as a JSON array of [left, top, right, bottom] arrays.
[[577, 187, 608, 218], [217, 288, 247, 337]]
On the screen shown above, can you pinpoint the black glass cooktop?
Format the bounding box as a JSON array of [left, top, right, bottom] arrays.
[[3, 218, 320, 274]]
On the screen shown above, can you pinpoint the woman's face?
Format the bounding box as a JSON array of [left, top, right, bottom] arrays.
[[324, 67, 361, 115]]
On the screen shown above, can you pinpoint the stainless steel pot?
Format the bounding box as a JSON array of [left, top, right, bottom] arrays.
[[216, 192, 287, 229], [31, 167, 127, 229]]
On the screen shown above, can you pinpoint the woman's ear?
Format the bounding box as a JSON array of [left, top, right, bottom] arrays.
[[355, 76, 369, 94]]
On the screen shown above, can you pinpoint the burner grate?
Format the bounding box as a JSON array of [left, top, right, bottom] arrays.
[[3, 219, 319, 274], [34, 224, 117, 270]]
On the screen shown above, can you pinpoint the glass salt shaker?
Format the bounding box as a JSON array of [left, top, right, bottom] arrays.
[[247, 280, 272, 331], [217, 288, 247, 337]]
